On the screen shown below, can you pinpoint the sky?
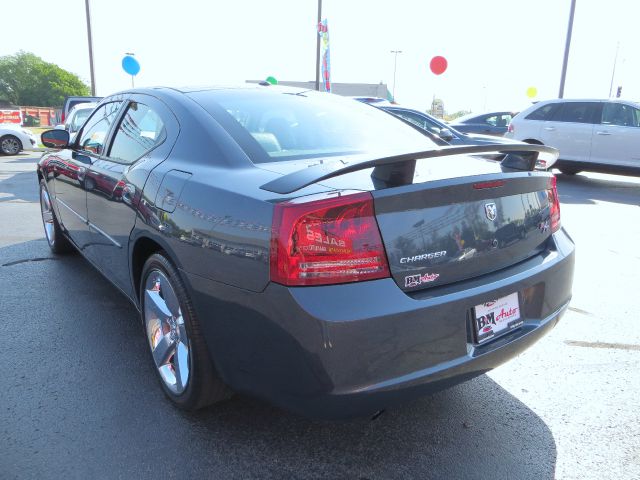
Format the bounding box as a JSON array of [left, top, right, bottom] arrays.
[[3, 0, 639, 114]]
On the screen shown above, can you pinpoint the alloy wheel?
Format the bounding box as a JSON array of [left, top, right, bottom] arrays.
[[1, 136, 21, 155], [40, 186, 55, 246], [144, 270, 190, 394]]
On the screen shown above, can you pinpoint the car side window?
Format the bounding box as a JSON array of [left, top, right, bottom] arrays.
[[77, 102, 122, 155], [485, 115, 497, 126], [525, 104, 560, 121], [554, 102, 599, 124], [392, 110, 440, 134], [495, 114, 511, 127], [601, 103, 640, 127], [108, 102, 167, 164]]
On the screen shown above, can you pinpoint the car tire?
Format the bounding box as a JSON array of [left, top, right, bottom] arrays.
[[0, 134, 22, 155], [140, 252, 232, 410], [39, 180, 74, 254]]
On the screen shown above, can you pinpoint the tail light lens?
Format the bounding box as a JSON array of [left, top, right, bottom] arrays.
[[61, 112, 66, 123], [547, 176, 561, 232], [270, 191, 390, 286], [507, 124, 514, 134]]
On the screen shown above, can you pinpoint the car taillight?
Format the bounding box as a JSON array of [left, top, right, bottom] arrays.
[[507, 124, 514, 133], [270, 191, 390, 286], [61, 112, 65, 123], [547, 176, 561, 232]]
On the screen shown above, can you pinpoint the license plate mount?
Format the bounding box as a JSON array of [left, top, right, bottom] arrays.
[[473, 292, 523, 344]]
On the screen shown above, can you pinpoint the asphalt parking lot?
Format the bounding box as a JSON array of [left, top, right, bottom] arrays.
[[1, 153, 639, 479]]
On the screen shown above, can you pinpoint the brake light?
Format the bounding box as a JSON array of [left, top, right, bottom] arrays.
[[270, 192, 390, 286], [61, 112, 65, 123], [473, 180, 506, 189], [547, 176, 561, 232], [507, 124, 514, 134]]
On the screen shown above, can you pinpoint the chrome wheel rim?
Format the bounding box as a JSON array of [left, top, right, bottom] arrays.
[[144, 270, 190, 394], [40, 186, 55, 246], [1, 137, 20, 155]]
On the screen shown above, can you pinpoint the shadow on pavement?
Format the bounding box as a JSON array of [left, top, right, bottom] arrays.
[[2, 153, 43, 164], [1, 238, 558, 480], [556, 172, 640, 206], [0, 170, 39, 203]]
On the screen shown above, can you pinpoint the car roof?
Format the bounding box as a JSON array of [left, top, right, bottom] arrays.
[[535, 98, 640, 106], [351, 96, 394, 106], [68, 102, 98, 112]]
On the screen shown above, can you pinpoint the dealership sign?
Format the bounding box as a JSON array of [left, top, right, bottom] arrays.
[[0, 109, 22, 124]]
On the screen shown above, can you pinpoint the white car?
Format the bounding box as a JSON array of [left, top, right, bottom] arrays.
[[56, 102, 98, 140], [0, 124, 37, 155], [506, 98, 640, 175]]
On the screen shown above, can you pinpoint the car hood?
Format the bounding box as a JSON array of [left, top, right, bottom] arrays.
[[0, 123, 23, 131]]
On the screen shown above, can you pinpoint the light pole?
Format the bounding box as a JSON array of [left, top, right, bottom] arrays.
[[391, 50, 402, 101], [558, 0, 576, 98], [84, 0, 96, 95]]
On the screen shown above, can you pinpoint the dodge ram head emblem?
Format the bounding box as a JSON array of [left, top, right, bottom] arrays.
[[484, 203, 497, 221]]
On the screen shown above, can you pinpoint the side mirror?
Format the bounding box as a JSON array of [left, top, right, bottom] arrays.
[[41, 129, 70, 149], [439, 128, 454, 142]]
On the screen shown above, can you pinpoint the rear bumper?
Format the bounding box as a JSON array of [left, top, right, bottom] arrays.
[[185, 228, 575, 419]]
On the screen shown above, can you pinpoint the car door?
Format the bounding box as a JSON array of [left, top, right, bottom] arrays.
[[539, 101, 601, 162], [53, 101, 123, 250], [84, 95, 179, 298], [589, 102, 640, 168]]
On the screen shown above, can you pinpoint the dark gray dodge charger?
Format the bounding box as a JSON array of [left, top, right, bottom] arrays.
[[37, 85, 574, 419]]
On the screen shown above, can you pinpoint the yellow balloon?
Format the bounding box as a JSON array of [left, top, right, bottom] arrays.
[[526, 87, 538, 98]]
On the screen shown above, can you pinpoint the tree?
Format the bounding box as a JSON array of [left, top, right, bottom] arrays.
[[0, 51, 89, 107]]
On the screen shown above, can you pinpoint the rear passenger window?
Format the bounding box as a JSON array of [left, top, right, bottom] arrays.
[[554, 102, 599, 123], [601, 103, 640, 127], [108, 102, 166, 163], [525, 104, 560, 121]]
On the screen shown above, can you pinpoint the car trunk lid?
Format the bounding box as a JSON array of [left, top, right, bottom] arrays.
[[372, 170, 554, 292]]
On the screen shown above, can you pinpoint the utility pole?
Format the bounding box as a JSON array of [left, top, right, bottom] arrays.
[[315, 0, 322, 91], [608, 42, 620, 97], [558, 0, 576, 98], [390, 50, 402, 101], [85, 0, 96, 96]]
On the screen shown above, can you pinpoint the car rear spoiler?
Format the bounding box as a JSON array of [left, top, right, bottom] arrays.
[[260, 144, 559, 194]]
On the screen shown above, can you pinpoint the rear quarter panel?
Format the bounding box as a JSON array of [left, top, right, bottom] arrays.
[[161, 169, 274, 292]]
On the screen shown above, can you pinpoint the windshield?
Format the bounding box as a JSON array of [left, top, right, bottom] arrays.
[[189, 88, 436, 163], [71, 108, 93, 131]]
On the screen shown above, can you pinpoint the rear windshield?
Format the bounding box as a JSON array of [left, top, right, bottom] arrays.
[[189, 89, 436, 163]]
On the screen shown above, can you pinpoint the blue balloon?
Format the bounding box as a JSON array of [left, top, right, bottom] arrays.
[[122, 55, 140, 76]]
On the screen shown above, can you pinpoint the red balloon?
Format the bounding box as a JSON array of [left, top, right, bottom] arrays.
[[430, 56, 448, 75]]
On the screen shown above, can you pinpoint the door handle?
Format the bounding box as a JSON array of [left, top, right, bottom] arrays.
[[543, 127, 556, 131], [596, 131, 612, 136]]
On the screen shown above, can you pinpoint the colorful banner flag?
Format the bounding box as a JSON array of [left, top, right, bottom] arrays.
[[317, 19, 331, 93]]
